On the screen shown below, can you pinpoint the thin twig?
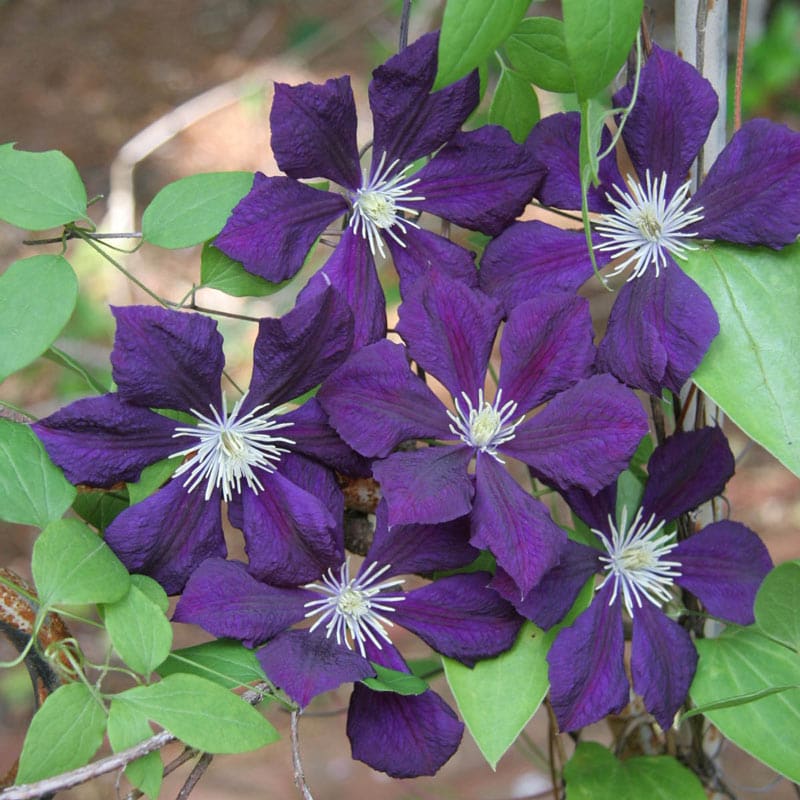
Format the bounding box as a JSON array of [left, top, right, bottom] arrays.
[[174, 753, 213, 800], [399, 0, 412, 51], [124, 748, 199, 800], [734, 0, 748, 132], [694, 0, 710, 180], [23, 231, 142, 246], [290, 710, 314, 800]]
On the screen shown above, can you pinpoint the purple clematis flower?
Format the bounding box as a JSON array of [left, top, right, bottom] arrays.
[[317, 271, 648, 596], [495, 426, 773, 731], [33, 288, 364, 594], [480, 45, 800, 395], [173, 501, 523, 778], [215, 31, 543, 347]]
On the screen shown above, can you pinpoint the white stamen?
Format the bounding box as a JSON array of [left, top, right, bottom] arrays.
[[446, 388, 524, 463], [595, 170, 705, 280], [171, 393, 294, 502], [349, 151, 426, 258], [303, 558, 406, 658], [595, 506, 682, 617]]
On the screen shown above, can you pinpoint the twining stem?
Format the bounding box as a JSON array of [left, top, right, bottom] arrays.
[[734, 0, 748, 132], [399, 0, 412, 51], [290, 710, 315, 800]]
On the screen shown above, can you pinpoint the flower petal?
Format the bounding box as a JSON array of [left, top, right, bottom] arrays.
[[111, 305, 223, 414], [369, 31, 478, 168], [690, 118, 800, 247], [318, 339, 452, 458], [498, 293, 595, 413], [642, 427, 734, 523], [505, 374, 648, 494], [173, 558, 312, 646], [560, 484, 617, 535], [547, 582, 628, 731], [471, 455, 565, 596], [104, 478, 225, 595], [630, 600, 698, 731], [674, 520, 773, 625], [215, 174, 348, 282], [413, 126, 543, 235], [270, 76, 361, 190], [33, 394, 179, 486]]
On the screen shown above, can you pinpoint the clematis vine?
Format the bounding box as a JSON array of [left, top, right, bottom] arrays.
[[493, 426, 773, 731], [33, 288, 365, 594], [479, 44, 800, 396], [173, 501, 523, 778], [318, 271, 649, 596], [215, 31, 543, 347]]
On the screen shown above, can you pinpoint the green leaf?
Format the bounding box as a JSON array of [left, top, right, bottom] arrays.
[[116, 673, 278, 753], [0, 143, 88, 229], [17, 682, 107, 782], [505, 17, 574, 93], [362, 663, 428, 695], [72, 486, 129, 532], [0, 255, 78, 381], [562, 0, 643, 100], [131, 574, 170, 614], [44, 344, 109, 394], [691, 626, 800, 782], [127, 456, 181, 506], [0, 419, 76, 527], [32, 518, 130, 606], [755, 561, 800, 651], [681, 242, 800, 477], [141, 172, 253, 249], [615, 469, 645, 528], [103, 583, 173, 675], [107, 700, 163, 799], [434, 0, 530, 89], [199, 243, 288, 297], [488, 68, 540, 143], [157, 639, 266, 690], [564, 741, 706, 800]]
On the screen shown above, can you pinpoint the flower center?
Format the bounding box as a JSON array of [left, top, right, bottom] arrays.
[[349, 150, 425, 258], [595, 506, 682, 617], [594, 170, 705, 280], [303, 559, 406, 658], [446, 388, 524, 463], [171, 393, 295, 502]]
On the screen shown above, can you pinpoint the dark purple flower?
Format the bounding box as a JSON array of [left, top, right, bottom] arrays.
[[174, 501, 522, 778], [318, 271, 648, 596], [215, 32, 543, 347], [499, 427, 773, 731], [480, 45, 800, 395], [33, 289, 363, 594]]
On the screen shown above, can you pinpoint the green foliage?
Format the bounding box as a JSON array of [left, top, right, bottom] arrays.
[[489, 68, 540, 143], [505, 17, 574, 93], [0, 255, 78, 382], [200, 243, 288, 297], [72, 486, 129, 532], [0, 419, 77, 527], [0, 143, 88, 229], [157, 639, 267, 690], [755, 560, 800, 651], [681, 241, 800, 478], [362, 663, 427, 695], [127, 456, 181, 506], [107, 701, 163, 799]]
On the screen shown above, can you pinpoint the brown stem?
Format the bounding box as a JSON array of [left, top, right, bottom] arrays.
[[174, 753, 213, 800], [734, 0, 748, 132]]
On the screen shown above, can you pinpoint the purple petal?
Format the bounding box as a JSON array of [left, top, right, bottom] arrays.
[[479, 222, 606, 313], [396, 271, 502, 403], [364, 500, 478, 578], [616, 45, 717, 196], [413, 126, 543, 235], [111, 305, 223, 414], [317, 339, 452, 458], [498, 293, 595, 413], [258, 629, 374, 708], [526, 112, 623, 212], [373, 445, 474, 526], [690, 119, 800, 247], [33, 394, 179, 486], [104, 478, 225, 595], [642, 427, 734, 523], [347, 682, 463, 778], [247, 285, 354, 408], [173, 558, 311, 646], [596, 264, 719, 396], [560, 484, 617, 535], [270, 77, 361, 190], [630, 600, 698, 731], [547, 582, 628, 731], [215, 174, 348, 282], [505, 374, 648, 494], [369, 31, 478, 168], [471, 455, 565, 596], [242, 470, 341, 586], [393, 572, 522, 666], [674, 521, 773, 625]]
